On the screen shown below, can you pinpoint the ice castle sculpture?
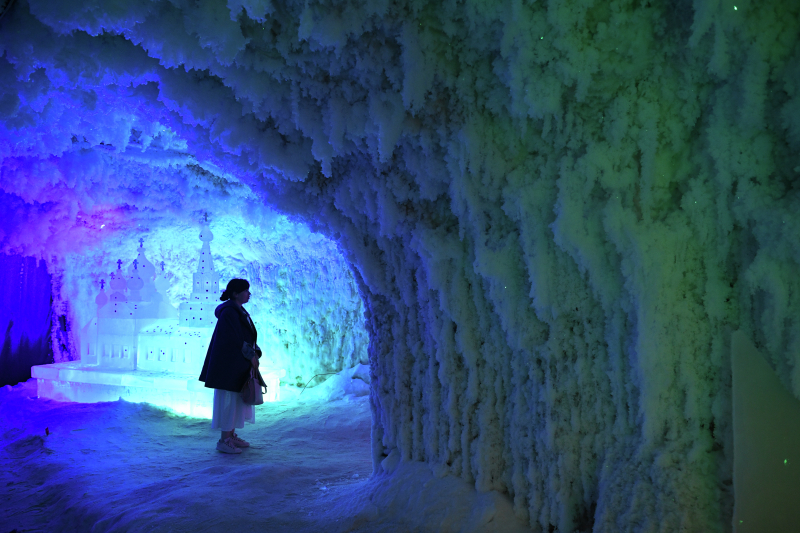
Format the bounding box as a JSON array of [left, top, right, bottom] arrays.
[[178, 223, 220, 327], [32, 223, 283, 416]]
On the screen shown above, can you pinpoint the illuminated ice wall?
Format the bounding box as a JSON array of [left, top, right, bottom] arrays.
[[59, 214, 367, 384], [1, 0, 799, 531]]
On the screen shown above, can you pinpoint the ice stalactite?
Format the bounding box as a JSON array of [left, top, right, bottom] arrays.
[[46, 258, 78, 364], [1, 0, 799, 530]]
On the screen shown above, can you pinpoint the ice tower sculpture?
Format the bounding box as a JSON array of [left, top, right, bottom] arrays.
[[179, 222, 220, 327], [32, 228, 283, 417]]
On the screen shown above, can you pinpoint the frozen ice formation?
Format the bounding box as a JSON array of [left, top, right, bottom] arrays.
[[1, 0, 799, 530], [178, 221, 221, 327]]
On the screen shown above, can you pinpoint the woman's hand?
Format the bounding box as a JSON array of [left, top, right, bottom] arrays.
[[251, 356, 259, 369]]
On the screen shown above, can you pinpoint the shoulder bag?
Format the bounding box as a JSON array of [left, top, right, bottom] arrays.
[[241, 367, 267, 405]]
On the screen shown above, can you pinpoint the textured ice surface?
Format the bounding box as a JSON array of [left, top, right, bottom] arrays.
[[0, 377, 530, 533], [1, 0, 799, 530]]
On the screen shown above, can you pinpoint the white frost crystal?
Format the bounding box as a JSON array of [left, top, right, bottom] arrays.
[[1, 0, 799, 530]]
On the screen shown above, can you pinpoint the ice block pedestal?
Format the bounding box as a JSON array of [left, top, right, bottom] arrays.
[[32, 361, 284, 417], [32, 361, 216, 417]]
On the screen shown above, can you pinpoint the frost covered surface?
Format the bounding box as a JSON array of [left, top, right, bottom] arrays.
[[0, 377, 529, 532], [1, 0, 799, 530]]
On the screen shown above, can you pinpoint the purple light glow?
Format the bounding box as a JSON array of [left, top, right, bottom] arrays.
[[0, 253, 52, 386]]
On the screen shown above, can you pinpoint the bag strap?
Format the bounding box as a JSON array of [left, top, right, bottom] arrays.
[[255, 368, 267, 388]]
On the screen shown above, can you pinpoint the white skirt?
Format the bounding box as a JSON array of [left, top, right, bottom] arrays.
[[211, 389, 255, 431]]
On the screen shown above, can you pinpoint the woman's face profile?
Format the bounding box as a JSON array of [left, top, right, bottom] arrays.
[[234, 289, 251, 305]]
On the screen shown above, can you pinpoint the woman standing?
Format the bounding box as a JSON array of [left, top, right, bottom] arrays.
[[199, 278, 261, 454]]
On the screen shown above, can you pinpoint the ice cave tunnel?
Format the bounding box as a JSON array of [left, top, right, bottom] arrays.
[[1, 0, 800, 531]]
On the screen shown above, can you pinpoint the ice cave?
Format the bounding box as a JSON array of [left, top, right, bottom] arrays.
[[1, 0, 799, 531]]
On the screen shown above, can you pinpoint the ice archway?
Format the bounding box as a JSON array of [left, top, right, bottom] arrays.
[[1, 0, 799, 530]]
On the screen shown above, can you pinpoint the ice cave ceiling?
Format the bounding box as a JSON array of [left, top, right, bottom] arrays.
[[1, 0, 800, 530]]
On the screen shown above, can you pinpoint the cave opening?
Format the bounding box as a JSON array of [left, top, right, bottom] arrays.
[[42, 205, 371, 403]]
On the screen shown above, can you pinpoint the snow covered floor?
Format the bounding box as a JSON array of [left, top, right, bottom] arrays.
[[1, 379, 530, 533]]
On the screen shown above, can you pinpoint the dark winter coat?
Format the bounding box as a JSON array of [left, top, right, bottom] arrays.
[[199, 300, 259, 392]]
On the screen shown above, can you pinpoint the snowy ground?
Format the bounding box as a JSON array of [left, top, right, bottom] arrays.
[[1, 376, 531, 533]]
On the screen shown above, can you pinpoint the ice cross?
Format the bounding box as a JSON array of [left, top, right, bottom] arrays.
[[100, 279, 105, 290], [117, 259, 122, 270], [139, 238, 144, 248], [133, 259, 138, 270], [203, 212, 208, 222], [160, 261, 165, 271]]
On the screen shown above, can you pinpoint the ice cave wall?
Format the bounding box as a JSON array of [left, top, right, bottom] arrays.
[[0, 253, 52, 386], [1, 0, 799, 531]]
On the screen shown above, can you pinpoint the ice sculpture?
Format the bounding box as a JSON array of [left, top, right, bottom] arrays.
[[32, 226, 284, 416], [178, 221, 220, 327]]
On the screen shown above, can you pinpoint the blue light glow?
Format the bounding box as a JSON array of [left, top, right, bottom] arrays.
[[32, 213, 367, 416]]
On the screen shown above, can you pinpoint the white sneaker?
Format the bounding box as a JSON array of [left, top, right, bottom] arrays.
[[216, 437, 242, 454], [230, 432, 250, 448]]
